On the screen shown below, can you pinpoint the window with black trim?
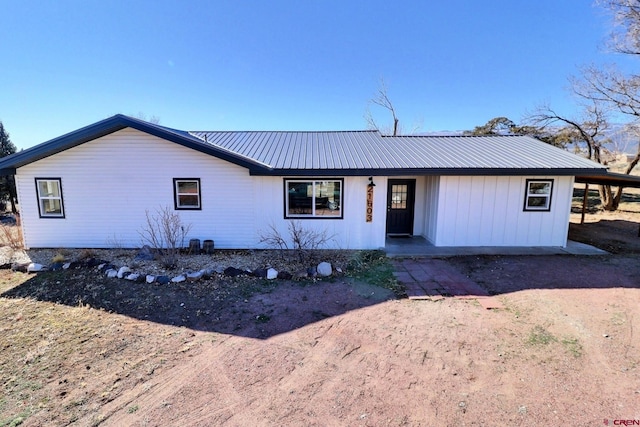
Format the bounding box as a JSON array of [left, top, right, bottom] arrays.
[[36, 178, 64, 218], [174, 178, 201, 210], [285, 179, 342, 218], [524, 179, 553, 211]]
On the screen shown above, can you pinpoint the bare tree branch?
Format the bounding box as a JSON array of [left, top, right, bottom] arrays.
[[366, 78, 400, 136]]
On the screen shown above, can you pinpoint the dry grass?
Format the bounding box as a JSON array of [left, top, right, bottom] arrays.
[[0, 270, 197, 426], [0, 222, 22, 250]]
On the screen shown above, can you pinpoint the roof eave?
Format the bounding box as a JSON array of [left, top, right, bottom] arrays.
[[0, 114, 268, 173], [250, 167, 608, 177], [575, 171, 640, 188]]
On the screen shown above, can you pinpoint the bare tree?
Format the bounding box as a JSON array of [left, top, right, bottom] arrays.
[[527, 102, 611, 163], [130, 112, 161, 124], [526, 102, 627, 209], [600, 0, 640, 55], [365, 79, 400, 136]]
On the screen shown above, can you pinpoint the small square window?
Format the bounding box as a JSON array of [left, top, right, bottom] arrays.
[[35, 178, 65, 218], [174, 179, 201, 210], [524, 179, 553, 211]]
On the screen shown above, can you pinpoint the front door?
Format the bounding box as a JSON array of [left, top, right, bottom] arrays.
[[386, 179, 416, 235]]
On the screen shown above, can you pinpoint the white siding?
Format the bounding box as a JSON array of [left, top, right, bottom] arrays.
[[251, 176, 387, 250], [433, 175, 573, 247], [17, 129, 256, 248], [13, 127, 575, 249], [423, 175, 439, 244], [16, 130, 389, 249]]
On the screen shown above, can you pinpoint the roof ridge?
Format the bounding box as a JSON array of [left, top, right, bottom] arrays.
[[189, 130, 379, 134], [384, 134, 532, 138]]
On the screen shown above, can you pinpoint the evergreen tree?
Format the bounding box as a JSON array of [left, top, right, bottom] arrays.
[[0, 121, 17, 213]]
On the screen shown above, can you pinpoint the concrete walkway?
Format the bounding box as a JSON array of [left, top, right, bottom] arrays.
[[391, 258, 504, 309], [385, 236, 608, 257]]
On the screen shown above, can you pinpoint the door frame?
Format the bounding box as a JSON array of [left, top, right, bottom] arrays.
[[386, 179, 416, 236]]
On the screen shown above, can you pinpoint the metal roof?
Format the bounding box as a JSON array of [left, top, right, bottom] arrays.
[[0, 115, 267, 175], [576, 171, 640, 188], [189, 131, 606, 176], [0, 114, 607, 177]]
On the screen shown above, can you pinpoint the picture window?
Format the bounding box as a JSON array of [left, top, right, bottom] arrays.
[[285, 179, 343, 219]]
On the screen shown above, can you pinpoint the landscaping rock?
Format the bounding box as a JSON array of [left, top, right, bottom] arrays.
[[277, 271, 293, 280], [27, 263, 45, 273], [106, 269, 118, 278], [156, 275, 170, 285], [67, 261, 82, 270], [125, 273, 140, 281], [253, 268, 268, 278], [172, 274, 186, 283], [307, 266, 318, 277], [50, 262, 65, 271], [11, 263, 29, 273], [135, 245, 155, 261], [295, 269, 309, 279], [187, 271, 204, 281], [85, 258, 105, 268], [117, 266, 131, 279], [146, 275, 155, 284], [317, 262, 332, 277], [267, 268, 278, 280], [62, 262, 71, 270], [224, 267, 245, 277], [202, 267, 217, 277]]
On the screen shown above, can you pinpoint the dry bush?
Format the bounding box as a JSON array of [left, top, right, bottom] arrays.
[[259, 220, 335, 262], [138, 206, 192, 269], [0, 222, 23, 250]]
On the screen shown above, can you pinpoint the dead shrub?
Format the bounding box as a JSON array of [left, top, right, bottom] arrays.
[[259, 220, 335, 262], [0, 221, 23, 250], [138, 206, 192, 269]]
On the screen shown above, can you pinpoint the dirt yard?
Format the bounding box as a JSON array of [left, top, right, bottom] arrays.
[[1, 210, 640, 426]]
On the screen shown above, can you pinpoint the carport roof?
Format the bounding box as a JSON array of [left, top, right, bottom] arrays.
[[0, 114, 608, 177], [575, 171, 640, 188]]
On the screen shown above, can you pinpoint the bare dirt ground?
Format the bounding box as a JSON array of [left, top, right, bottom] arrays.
[[1, 209, 640, 426]]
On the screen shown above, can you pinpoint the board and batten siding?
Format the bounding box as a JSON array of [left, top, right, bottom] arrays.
[[433, 175, 573, 247], [422, 175, 440, 244], [16, 128, 256, 248]]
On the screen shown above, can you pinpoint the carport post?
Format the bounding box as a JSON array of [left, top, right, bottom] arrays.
[[581, 184, 588, 225]]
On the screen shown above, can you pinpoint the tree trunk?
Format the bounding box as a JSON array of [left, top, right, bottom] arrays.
[[8, 175, 17, 214], [599, 184, 617, 211], [611, 142, 640, 211]]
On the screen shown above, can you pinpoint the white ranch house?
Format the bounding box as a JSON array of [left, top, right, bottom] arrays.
[[0, 115, 609, 250]]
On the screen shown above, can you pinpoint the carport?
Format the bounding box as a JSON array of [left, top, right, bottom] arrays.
[[575, 171, 640, 234]]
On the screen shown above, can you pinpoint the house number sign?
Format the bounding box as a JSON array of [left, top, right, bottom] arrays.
[[366, 185, 374, 222]]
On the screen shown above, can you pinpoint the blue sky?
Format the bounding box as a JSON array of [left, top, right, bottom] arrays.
[[0, 1, 628, 149]]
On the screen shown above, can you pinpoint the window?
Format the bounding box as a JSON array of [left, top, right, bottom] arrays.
[[35, 178, 64, 218], [524, 179, 553, 211], [390, 184, 408, 209], [174, 178, 201, 210], [285, 179, 343, 218]]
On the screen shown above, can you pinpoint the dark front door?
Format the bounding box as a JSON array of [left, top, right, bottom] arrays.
[[386, 179, 416, 235]]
